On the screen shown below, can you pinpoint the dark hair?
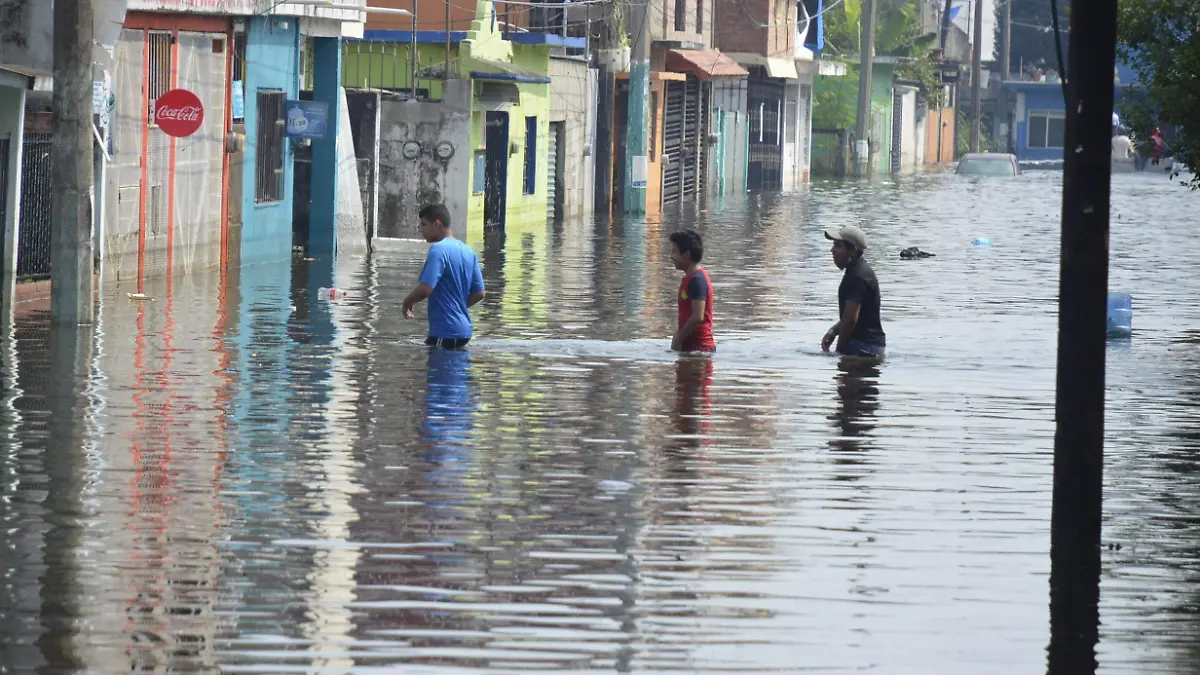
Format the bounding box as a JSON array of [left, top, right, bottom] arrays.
[[669, 229, 704, 263], [418, 203, 452, 229]]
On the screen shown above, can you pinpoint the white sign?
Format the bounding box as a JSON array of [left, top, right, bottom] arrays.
[[631, 156, 648, 189]]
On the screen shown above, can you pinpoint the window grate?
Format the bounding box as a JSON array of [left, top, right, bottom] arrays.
[[256, 90, 287, 203]]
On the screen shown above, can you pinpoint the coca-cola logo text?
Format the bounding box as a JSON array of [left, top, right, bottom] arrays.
[[157, 105, 202, 122]]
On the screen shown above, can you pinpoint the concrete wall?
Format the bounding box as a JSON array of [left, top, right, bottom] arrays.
[[0, 0, 53, 75], [714, 0, 794, 57], [651, 0, 711, 47], [375, 81, 471, 240], [0, 81, 23, 303], [242, 15, 300, 264], [548, 56, 594, 219], [896, 86, 919, 173]]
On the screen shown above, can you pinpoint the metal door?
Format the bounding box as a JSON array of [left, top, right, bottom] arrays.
[[547, 121, 564, 222], [16, 133, 52, 279], [0, 138, 8, 278], [143, 30, 173, 280], [681, 78, 703, 198], [484, 112, 509, 232], [747, 71, 784, 190], [662, 80, 685, 204], [891, 89, 903, 173]]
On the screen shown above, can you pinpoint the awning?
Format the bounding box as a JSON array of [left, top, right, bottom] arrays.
[[474, 81, 522, 111], [665, 49, 749, 80], [468, 58, 551, 85], [765, 57, 798, 79]]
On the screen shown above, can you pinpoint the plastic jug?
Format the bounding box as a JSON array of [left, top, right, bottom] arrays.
[[1107, 292, 1133, 338]]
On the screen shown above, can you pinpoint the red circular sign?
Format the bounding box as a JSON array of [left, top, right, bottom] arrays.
[[154, 88, 204, 138]]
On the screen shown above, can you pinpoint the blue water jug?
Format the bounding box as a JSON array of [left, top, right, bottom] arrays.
[[1107, 292, 1133, 338]]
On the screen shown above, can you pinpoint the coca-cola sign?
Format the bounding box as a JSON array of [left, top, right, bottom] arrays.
[[154, 89, 204, 138]]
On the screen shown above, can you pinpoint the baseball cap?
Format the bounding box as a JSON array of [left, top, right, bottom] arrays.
[[825, 225, 868, 251]]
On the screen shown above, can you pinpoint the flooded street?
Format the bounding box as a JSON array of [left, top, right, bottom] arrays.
[[3, 171, 1200, 673]]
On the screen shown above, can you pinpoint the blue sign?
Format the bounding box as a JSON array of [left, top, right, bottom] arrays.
[[232, 80, 245, 120], [285, 100, 329, 140]]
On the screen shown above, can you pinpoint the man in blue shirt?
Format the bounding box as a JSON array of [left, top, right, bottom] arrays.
[[402, 204, 486, 348]]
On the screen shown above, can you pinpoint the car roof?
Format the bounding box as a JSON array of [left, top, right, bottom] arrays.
[[960, 153, 1018, 160]]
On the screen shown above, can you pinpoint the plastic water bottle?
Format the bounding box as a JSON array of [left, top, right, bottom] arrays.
[[972, 237, 992, 246], [1107, 292, 1133, 338], [317, 287, 350, 301]]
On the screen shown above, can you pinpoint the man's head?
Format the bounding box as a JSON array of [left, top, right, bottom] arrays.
[[825, 226, 868, 269], [669, 229, 704, 271], [418, 203, 452, 242]]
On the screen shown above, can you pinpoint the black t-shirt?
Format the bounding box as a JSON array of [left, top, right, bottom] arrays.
[[838, 257, 886, 346]]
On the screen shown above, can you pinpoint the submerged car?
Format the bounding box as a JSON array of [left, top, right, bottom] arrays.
[[955, 153, 1021, 177]]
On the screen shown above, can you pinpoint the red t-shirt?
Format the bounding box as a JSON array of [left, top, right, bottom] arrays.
[[677, 268, 716, 352]]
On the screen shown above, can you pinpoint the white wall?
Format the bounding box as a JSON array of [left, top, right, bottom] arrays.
[[549, 56, 596, 218], [0, 82, 24, 306]]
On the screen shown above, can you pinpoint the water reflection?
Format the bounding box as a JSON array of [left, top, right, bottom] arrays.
[[5, 173, 1200, 672]]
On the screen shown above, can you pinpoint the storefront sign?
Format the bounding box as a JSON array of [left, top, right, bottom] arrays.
[[154, 89, 204, 137], [126, 0, 269, 14], [286, 100, 329, 140]]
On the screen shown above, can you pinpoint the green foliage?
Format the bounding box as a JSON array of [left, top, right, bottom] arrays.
[[1117, 0, 1200, 188], [823, 0, 938, 57], [896, 51, 944, 106], [812, 67, 860, 130]]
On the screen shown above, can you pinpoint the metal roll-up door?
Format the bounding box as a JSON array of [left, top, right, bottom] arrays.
[[662, 80, 685, 204], [546, 123, 557, 221]]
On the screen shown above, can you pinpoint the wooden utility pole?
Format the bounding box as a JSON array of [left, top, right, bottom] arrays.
[[854, 0, 876, 176], [51, 0, 96, 325], [969, 0, 983, 152], [1048, 1, 1118, 672]]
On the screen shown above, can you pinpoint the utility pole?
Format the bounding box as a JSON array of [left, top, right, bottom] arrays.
[[854, 0, 876, 177], [51, 0, 96, 325], [969, 0, 983, 152], [1000, 0, 1012, 152], [593, 1, 615, 215], [624, 0, 650, 213], [1048, 0, 1118, 672]]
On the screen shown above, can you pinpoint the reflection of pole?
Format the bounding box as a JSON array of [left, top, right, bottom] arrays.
[[51, 0, 95, 324], [969, 0, 982, 152], [854, 0, 876, 177], [1048, 0, 1118, 673]]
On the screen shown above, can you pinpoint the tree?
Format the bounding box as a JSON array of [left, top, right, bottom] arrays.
[[823, 0, 937, 57], [995, 0, 1070, 78], [1118, 0, 1199, 187]]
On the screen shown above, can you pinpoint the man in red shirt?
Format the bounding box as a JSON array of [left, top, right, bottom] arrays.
[[669, 229, 716, 352]]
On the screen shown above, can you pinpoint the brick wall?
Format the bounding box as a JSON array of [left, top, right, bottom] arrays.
[[714, 0, 795, 57]]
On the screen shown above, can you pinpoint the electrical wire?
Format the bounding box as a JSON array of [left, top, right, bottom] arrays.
[[1048, 0, 1067, 93]]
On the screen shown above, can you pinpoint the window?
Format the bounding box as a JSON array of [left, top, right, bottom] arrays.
[[523, 116, 537, 195], [232, 31, 247, 122], [473, 150, 486, 194], [696, 0, 703, 33], [256, 91, 287, 203], [1027, 110, 1066, 149], [675, 0, 686, 31]]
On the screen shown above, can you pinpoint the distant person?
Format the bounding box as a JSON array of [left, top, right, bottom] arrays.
[[402, 204, 486, 349], [822, 226, 886, 358], [1149, 127, 1170, 164], [1112, 125, 1133, 160], [669, 229, 716, 353]]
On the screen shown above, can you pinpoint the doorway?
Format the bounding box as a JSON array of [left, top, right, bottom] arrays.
[[484, 111, 509, 232], [612, 80, 629, 209]]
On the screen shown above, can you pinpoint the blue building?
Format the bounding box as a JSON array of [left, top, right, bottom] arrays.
[[1001, 60, 1140, 163]]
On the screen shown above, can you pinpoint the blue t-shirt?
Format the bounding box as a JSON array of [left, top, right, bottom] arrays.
[[419, 238, 485, 339]]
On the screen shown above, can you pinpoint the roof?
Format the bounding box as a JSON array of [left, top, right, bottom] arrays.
[[469, 58, 551, 85], [665, 49, 749, 80]]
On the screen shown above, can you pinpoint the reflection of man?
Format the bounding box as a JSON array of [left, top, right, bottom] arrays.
[[829, 360, 881, 457], [403, 204, 486, 349], [423, 348, 474, 465], [670, 358, 713, 452], [822, 226, 886, 358]]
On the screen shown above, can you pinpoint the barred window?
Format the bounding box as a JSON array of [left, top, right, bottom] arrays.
[[256, 90, 286, 203]]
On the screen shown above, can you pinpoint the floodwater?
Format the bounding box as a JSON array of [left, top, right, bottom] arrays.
[[2, 170, 1199, 674]]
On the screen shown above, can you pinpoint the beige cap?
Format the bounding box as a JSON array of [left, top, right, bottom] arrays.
[[825, 225, 868, 251]]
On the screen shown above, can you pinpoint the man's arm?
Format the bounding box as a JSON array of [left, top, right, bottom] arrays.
[[468, 290, 486, 307], [834, 301, 861, 353], [672, 299, 705, 351], [403, 283, 435, 319], [821, 321, 841, 352]]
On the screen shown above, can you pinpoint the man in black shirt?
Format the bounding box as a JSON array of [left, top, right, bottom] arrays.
[[822, 226, 886, 358]]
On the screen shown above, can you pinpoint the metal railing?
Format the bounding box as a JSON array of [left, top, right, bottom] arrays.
[[17, 133, 53, 279]]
